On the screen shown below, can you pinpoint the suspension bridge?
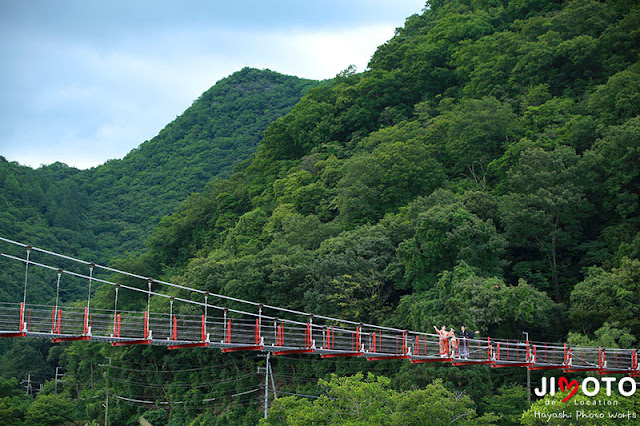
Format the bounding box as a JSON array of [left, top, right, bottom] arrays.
[[0, 236, 638, 377]]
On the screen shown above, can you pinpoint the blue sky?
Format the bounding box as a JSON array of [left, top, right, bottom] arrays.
[[0, 0, 426, 169]]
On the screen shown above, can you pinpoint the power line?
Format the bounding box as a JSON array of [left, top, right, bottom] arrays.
[[109, 373, 254, 389], [113, 388, 261, 405], [276, 390, 322, 399], [102, 362, 253, 374]]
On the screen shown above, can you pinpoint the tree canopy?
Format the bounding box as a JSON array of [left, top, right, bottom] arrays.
[[1, 0, 639, 423]]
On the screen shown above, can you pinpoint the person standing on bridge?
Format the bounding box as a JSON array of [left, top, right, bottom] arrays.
[[455, 326, 479, 359], [449, 327, 459, 357], [434, 325, 449, 357]]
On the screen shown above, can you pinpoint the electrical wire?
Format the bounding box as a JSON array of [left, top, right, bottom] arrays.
[[113, 388, 261, 405], [276, 390, 322, 399], [110, 373, 254, 389], [102, 362, 254, 374]]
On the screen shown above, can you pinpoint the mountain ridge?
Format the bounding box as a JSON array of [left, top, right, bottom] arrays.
[[0, 67, 318, 266]]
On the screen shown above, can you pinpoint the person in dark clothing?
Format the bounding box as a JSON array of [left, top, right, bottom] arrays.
[[455, 326, 479, 359]]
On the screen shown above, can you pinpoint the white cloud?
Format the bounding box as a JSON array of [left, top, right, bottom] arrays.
[[0, 1, 425, 169]]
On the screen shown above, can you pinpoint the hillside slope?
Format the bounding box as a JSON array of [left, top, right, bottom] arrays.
[[0, 68, 317, 264], [103, 0, 638, 422], [2, 0, 640, 424]]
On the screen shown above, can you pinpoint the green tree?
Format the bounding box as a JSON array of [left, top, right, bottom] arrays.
[[224, 209, 270, 256], [482, 384, 529, 425], [262, 373, 495, 425], [400, 199, 507, 290], [305, 225, 396, 322], [500, 146, 589, 300], [582, 116, 640, 222], [0, 377, 30, 426], [588, 68, 640, 124], [569, 258, 640, 338], [441, 97, 521, 183], [567, 321, 636, 349], [25, 394, 75, 425], [394, 263, 560, 338]]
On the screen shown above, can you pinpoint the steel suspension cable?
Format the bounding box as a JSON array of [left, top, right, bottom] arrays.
[[1, 237, 408, 333], [113, 285, 119, 335], [87, 263, 94, 312], [3, 250, 444, 341], [0, 252, 311, 328], [3, 245, 640, 364], [22, 245, 31, 305], [53, 269, 62, 332]]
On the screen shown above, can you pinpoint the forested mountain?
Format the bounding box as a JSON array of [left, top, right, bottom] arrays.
[[1, 0, 640, 424], [0, 68, 317, 264]]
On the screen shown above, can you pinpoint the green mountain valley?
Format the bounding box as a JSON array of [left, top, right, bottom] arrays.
[[1, 0, 639, 424]]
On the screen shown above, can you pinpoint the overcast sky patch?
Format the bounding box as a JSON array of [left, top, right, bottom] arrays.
[[0, 0, 426, 169]]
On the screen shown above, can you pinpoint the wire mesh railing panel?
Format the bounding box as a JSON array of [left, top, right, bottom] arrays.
[[149, 314, 173, 340], [0, 303, 22, 332], [604, 349, 635, 371], [87, 310, 116, 337], [25, 306, 57, 334], [365, 330, 408, 356], [571, 347, 601, 369], [410, 334, 442, 358], [319, 326, 361, 352], [531, 344, 566, 367], [206, 319, 226, 343], [265, 322, 311, 349], [494, 340, 530, 364], [56, 307, 87, 335], [224, 318, 260, 346], [170, 314, 208, 342], [461, 338, 491, 362], [116, 313, 148, 340]]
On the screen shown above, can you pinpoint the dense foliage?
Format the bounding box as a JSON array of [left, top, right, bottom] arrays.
[[0, 67, 316, 260], [0, 68, 316, 302], [1, 0, 639, 424]]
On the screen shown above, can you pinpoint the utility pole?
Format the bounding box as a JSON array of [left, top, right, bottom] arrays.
[[104, 358, 111, 426], [258, 353, 277, 418], [523, 331, 531, 405], [54, 367, 63, 395], [264, 352, 270, 419], [21, 374, 32, 395]]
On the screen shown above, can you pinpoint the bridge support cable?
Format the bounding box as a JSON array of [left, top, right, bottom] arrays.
[[52, 269, 62, 334], [108, 282, 152, 346], [22, 245, 31, 306], [166, 297, 210, 350], [1, 236, 414, 337], [0, 246, 33, 338], [2, 236, 640, 375], [48, 267, 92, 343], [86, 263, 94, 337]]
